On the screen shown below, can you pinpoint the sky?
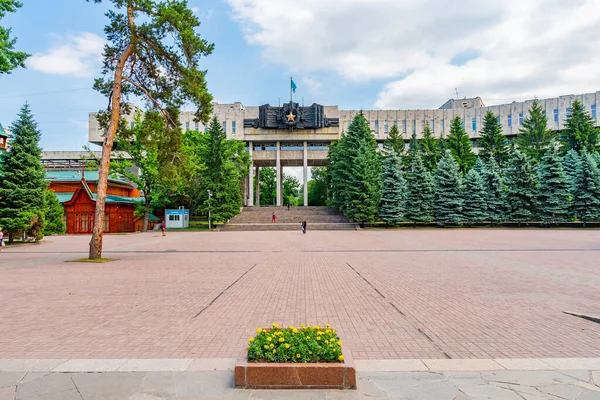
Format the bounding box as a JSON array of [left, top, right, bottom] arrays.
[[1, 0, 600, 153]]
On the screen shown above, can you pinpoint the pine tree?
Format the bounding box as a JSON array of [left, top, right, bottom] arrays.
[[536, 147, 570, 224], [462, 169, 488, 225], [478, 111, 508, 165], [571, 152, 600, 224], [517, 98, 556, 163], [42, 190, 65, 236], [420, 125, 440, 172], [404, 153, 434, 223], [563, 149, 581, 189], [379, 151, 405, 225], [402, 131, 420, 168], [474, 157, 485, 175], [383, 124, 404, 156], [504, 150, 537, 223], [482, 158, 506, 224], [434, 151, 464, 226], [0, 0, 30, 74], [0, 104, 46, 242], [447, 116, 476, 174], [559, 100, 599, 154]]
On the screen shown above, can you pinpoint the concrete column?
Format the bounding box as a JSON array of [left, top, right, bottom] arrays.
[[255, 165, 260, 207], [279, 164, 284, 206], [303, 141, 308, 206], [248, 141, 254, 206], [276, 141, 282, 206]]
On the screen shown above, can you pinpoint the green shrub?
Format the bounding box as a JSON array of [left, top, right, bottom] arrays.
[[247, 323, 344, 363]]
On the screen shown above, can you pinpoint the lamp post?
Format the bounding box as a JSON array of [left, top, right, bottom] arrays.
[[208, 190, 212, 230]]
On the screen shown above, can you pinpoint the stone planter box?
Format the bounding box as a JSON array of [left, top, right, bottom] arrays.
[[234, 348, 356, 390]]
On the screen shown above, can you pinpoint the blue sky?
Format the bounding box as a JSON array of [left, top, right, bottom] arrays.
[[1, 0, 600, 151]]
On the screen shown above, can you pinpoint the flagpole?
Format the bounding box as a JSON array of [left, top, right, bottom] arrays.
[[290, 76, 293, 104]]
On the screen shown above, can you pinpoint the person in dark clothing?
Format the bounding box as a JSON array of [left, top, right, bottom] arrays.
[[287, 203, 291, 211], [301, 220, 307, 234]]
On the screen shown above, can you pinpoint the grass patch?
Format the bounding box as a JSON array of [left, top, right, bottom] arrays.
[[65, 258, 118, 263]]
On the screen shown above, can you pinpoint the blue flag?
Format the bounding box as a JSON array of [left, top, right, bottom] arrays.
[[291, 78, 297, 93]]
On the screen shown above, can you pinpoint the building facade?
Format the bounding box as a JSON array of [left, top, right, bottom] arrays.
[[89, 91, 600, 207]]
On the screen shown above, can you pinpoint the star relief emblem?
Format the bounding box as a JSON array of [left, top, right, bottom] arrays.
[[286, 111, 296, 122]]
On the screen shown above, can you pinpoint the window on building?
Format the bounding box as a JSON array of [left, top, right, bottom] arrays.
[[103, 214, 109, 232], [81, 214, 88, 232], [130, 122, 134, 128], [232, 121, 236, 135], [472, 118, 476, 131], [393, 120, 397, 128], [402, 120, 407, 133], [168, 214, 180, 221], [554, 109, 559, 123], [374, 120, 379, 133], [441, 120, 445, 133], [204, 125, 208, 133], [384, 121, 388, 133], [566, 107, 572, 118], [75, 214, 80, 233], [461, 119, 465, 130], [508, 114, 512, 128], [497, 115, 501, 124], [185, 121, 190, 130], [412, 120, 416, 133], [195, 122, 199, 131], [592, 104, 597, 120], [222, 121, 226, 132], [519, 113, 524, 126], [430, 119, 435, 133]]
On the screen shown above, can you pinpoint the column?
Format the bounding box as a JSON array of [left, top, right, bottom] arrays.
[[276, 141, 282, 206], [255, 165, 260, 206], [303, 141, 308, 206], [248, 141, 254, 206]]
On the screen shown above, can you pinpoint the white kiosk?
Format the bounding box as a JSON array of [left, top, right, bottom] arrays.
[[164, 207, 189, 229]]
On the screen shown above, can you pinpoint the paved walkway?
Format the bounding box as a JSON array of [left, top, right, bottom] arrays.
[[1, 358, 599, 399], [1, 230, 600, 360]]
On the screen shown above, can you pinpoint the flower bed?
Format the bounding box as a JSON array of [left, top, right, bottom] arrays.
[[247, 323, 344, 363], [235, 323, 356, 390]]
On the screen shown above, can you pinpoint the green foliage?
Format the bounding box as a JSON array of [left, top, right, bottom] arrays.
[[327, 113, 382, 223], [383, 124, 404, 156], [247, 324, 344, 363], [404, 153, 434, 223], [517, 98, 556, 163], [0, 104, 46, 242], [434, 151, 464, 225], [258, 167, 277, 206], [0, 0, 29, 74], [420, 125, 440, 172], [307, 167, 328, 206], [563, 149, 581, 189], [379, 151, 405, 225], [481, 158, 506, 223], [536, 148, 571, 223], [571, 152, 600, 223], [462, 170, 488, 224], [447, 116, 476, 174], [42, 190, 65, 235], [403, 131, 419, 169], [504, 150, 537, 222], [559, 100, 599, 155], [283, 174, 301, 206], [479, 111, 509, 165], [474, 157, 485, 175]]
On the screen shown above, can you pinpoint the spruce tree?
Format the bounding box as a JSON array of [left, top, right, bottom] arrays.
[[434, 151, 464, 226], [0, 104, 46, 242], [563, 149, 581, 189], [404, 153, 434, 223], [474, 157, 486, 175], [559, 100, 599, 154], [420, 125, 440, 172], [504, 150, 537, 223], [402, 131, 420, 168], [42, 190, 65, 235], [482, 158, 506, 224], [383, 124, 404, 156], [478, 111, 508, 165], [517, 98, 556, 163], [379, 151, 405, 225], [571, 152, 600, 224], [463, 169, 488, 225], [536, 147, 570, 224], [447, 116, 476, 174]]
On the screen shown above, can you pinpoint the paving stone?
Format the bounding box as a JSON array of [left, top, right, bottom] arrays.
[[15, 373, 75, 399], [574, 381, 600, 392], [140, 372, 176, 398], [560, 370, 594, 382], [481, 370, 578, 386], [355, 359, 428, 372], [361, 371, 446, 391], [0, 386, 15, 400], [575, 389, 600, 400], [0, 360, 66, 372], [457, 383, 524, 400], [0, 372, 26, 388], [494, 358, 554, 370], [537, 384, 584, 399], [542, 359, 600, 370], [118, 359, 192, 372], [384, 380, 460, 400], [248, 390, 327, 400], [173, 371, 233, 398], [592, 371, 600, 386], [70, 372, 147, 400], [52, 358, 128, 372], [423, 359, 502, 371], [187, 358, 237, 371], [19, 388, 83, 400]]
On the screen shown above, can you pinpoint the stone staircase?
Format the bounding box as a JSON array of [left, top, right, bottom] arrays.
[[220, 206, 360, 231]]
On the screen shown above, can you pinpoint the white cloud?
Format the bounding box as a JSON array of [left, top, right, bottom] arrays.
[[301, 77, 323, 95], [225, 0, 600, 108], [27, 32, 105, 78]]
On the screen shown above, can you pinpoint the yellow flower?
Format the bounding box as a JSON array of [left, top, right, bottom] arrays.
[[333, 348, 337, 352], [292, 328, 299, 333], [326, 329, 332, 334], [301, 324, 305, 329], [308, 350, 312, 354], [289, 325, 296, 330], [272, 323, 279, 329], [314, 325, 320, 330], [248, 338, 254, 342], [337, 341, 342, 346], [279, 337, 285, 342], [316, 336, 321, 341], [284, 343, 290, 349], [338, 355, 344, 361], [264, 345, 268, 349], [296, 354, 301, 358], [256, 328, 262, 333], [270, 343, 274, 348], [306, 336, 311, 339], [325, 323, 330, 328], [262, 329, 267, 333], [267, 337, 272, 342], [317, 331, 323, 335], [273, 349, 277, 354]]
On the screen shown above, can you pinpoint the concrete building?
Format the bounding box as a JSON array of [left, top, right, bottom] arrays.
[[89, 91, 600, 207]]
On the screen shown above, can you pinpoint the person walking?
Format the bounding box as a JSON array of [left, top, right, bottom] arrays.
[[287, 203, 291, 211], [272, 213, 277, 223], [161, 220, 166, 236], [0, 227, 4, 252], [301, 220, 307, 234]]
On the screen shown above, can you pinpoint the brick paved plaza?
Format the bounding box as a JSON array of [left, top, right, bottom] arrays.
[[1, 229, 599, 360]]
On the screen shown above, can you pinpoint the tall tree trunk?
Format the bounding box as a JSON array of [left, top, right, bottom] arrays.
[[89, 6, 135, 259], [143, 196, 151, 232]]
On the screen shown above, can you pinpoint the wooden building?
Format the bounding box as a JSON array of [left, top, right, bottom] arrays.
[[46, 171, 157, 234]]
